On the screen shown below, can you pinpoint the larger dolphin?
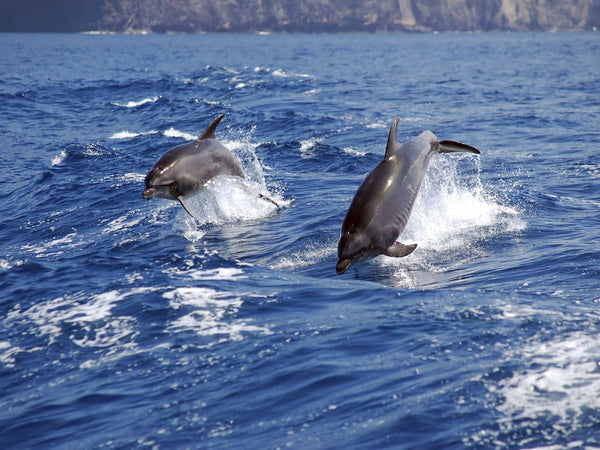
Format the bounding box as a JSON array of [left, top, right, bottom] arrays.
[[336, 118, 480, 274], [142, 114, 246, 218]]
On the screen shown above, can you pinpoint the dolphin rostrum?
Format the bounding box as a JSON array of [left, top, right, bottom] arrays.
[[336, 118, 480, 274], [143, 114, 277, 218]]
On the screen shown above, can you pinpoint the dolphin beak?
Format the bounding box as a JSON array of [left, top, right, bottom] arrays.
[[336, 258, 352, 275], [142, 187, 156, 199]]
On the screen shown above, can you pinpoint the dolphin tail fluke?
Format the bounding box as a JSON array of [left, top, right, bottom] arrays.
[[439, 140, 480, 155], [197, 114, 225, 141], [177, 195, 196, 219], [384, 242, 417, 258]]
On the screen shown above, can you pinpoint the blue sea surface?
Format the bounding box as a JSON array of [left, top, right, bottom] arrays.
[[1, 31, 599, 448]]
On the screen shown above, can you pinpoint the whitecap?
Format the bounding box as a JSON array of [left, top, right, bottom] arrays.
[[0, 258, 24, 271], [110, 130, 158, 140], [0, 341, 20, 368], [299, 137, 324, 157], [188, 267, 247, 281], [21, 231, 85, 258], [162, 127, 196, 141], [102, 213, 144, 234], [343, 147, 367, 157], [304, 88, 322, 96], [51, 149, 67, 166], [271, 68, 312, 78], [111, 96, 159, 108]]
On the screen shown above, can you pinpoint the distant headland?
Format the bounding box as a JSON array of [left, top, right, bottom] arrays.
[[1, 0, 599, 33]]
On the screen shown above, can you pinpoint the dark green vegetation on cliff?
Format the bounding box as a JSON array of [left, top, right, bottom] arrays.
[[2, 0, 600, 33]]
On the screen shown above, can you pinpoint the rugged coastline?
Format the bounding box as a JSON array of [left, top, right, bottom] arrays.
[[2, 0, 599, 33]]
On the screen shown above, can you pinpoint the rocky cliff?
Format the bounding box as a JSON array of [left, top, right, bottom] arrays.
[[2, 0, 599, 33]]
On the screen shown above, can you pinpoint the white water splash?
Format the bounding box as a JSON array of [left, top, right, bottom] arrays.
[[379, 154, 525, 271], [176, 176, 285, 227]]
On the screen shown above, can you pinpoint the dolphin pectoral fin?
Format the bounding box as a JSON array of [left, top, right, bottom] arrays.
[[384, 242, 417, 258], [258, 193, 282, 209], [439, 140, 481, 155], [197, 114, 225, 141], [177, 195, 196, 219]]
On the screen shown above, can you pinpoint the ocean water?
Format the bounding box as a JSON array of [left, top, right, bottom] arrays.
[[0, 31, 599, 448]]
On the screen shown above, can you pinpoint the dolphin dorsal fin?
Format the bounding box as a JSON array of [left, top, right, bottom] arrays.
[[384, 118, 401, 160], [197, 114, 225, 141]]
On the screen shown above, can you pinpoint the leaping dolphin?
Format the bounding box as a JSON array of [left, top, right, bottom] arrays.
[[143, 114, 277, 218], [336, 118, 481, 275]]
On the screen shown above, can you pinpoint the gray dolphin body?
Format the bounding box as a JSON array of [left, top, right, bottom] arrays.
[[336, 118, 480, 274], [143, 114, 245, 218]]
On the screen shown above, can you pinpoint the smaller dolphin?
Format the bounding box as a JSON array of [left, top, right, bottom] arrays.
[[336, 118, 480, 275], [143, 114, 274, 218]]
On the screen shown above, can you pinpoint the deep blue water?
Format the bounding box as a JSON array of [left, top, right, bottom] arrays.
[[1, 31, 600, 448]]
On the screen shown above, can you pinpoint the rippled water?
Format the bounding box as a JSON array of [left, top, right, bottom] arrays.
[[1, 31, 599, 448]]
